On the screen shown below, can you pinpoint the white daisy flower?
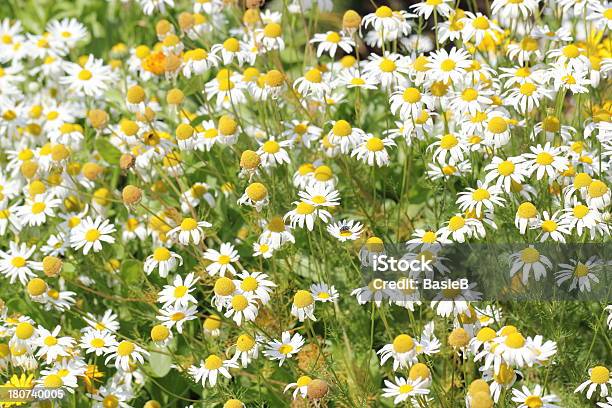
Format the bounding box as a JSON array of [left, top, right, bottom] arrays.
[[69, 216, 116, 255], [188, 355, 239, 387], [203, 242, 240, 276], [263, 331, 305, 366]]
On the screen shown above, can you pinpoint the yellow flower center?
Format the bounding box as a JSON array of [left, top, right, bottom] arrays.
[[505, 332, 525, 348], [85, 229, 101, 242], [78, 69, 92, 80], [89, 337, 106, 348], [421, 231, 437, 243], [448, 215, 465, 231], [231, 294, 249, 311], [571, 261, 590, 278], [218, 255, 231, 265], [393, 334, 414, 353], [398, 384, 414, 394], [461, 88, 478, 101], [497, 160, 515, 176], [117, 341, 134, 356], [562, 44, 580, 59], [542, 116, 560, 132], [535, 152, 553, 165], [204, 354, 223, 370], [103, 395, 119, 408], [472, 16, 490, 30], [403, 87, 421, 103], [304, 69, 322, 83], [223, 38, 240, 52], [375, 6, 393, 17], [572, 204, 589, 219], [279, 344, 293, 355], [264, 23, 282, 38], [379, 58, 396, 73], [440, 59, 456, 72], [236, 334, 255, 352], [262, 140, 280, 154], [241, 277, 259, 292], [476, 327, 496, 342], [332, 120, 352, 136], [293, 290, 314, 308], [11, 257, 26, 268], [366, 137, 384, 152], [588, 180, 608, 198], [296, 202, 315, 215], [520, 37, 538, 51], [488, 117, 508, 134], [517, 202, 537, 219], [472, 188, 490, 201], [524, 396, 543, 408], [153, 247, 171, 261], [43, 374, 63, 388], [541, 220, 557, 232], [245, 182, 267, 201], [519, 82, 537, 96], [440, 134, 458, 149], [590, 366, 610, 384], [326, 32, 341, 43], [15, 322, 34, 339], [180, 217, 198, 230], [174, 285, 188, 298], [296, 375, 312, 387], [214, 277, 235, 296]]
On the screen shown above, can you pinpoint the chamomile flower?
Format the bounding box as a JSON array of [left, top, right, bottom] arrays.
[[327, 120, 366, 154], [351, 134, 396, 167], [259, 216, 295, 249], [60, 55, 113, 97], [427, 47, 471, 84], [327, 219, 363, 242], [34, 326, 75, 364], [284, 201, 331, 231], [484, 156, 527, 193], [188, 355, 239, 387], [157, 272, 199, 308], [105, 340, 148, 371], [505, 81, 552, 114], [144, 247, 183, 278], [284, 375, 312, 399], [363, 52, 410, 89], [382, 376, 430, 404], [15, 193, 61, 227], [522, 143, 569, 180], [575, 366, 612, 399], [410, 0, 453, 19], [532, 211, 571, 243], [167, 217, 211, 245], [0, 242, 42, 285], [211, 37, 254, 66], [224, 293, 259, 325], [509, 245, 551, 284], [70, 216, 116, 255], [256, 137, 292, 167], [291, 290, 316, 322], [310, 283, 339, 303], [390, 86, 435, 120], [556, 257, 602, 292], [228, 333, 259, 368], [204, 242, 240, 277], [234, 271, 276, 304], [512, 385, 560, 408], [378, 334, 418, 371], [429, 133, 469, 165], [157, 304, 198, 333], [310, 31, 354, 58], [80, 329, 116, 356], [586, 180, 611, 209], [491, 0, 538, 19], [456, 182, 505, 218], [293, 68, 331, 97], [263, 331, 304, 366]]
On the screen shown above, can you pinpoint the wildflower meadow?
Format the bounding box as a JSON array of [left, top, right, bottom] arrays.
[[0, 0, 611, 406]]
